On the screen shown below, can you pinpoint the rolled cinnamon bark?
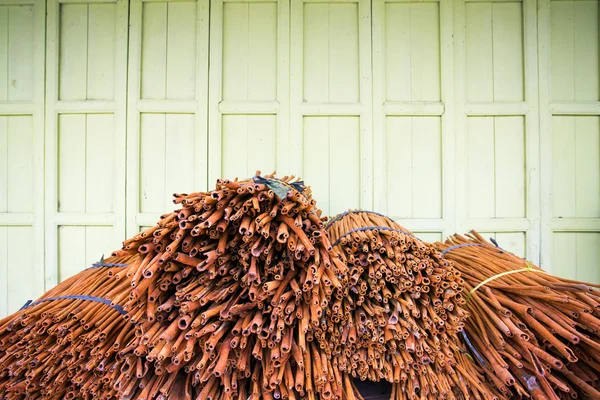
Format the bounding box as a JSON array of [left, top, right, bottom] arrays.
[[435, 231, 600, 399], [326, 211, 503, 400]]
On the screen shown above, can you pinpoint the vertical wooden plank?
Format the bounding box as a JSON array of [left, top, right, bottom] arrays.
[[58, 4, 88, 100], [523, 0, 540, 264], [222, 3, 249, 101], [576, 233, 600, 283], [552, 116, 576, 218], [87, 4, 116, 100], [8, 4, 34, 101], [195, 0, 210, 191], [303, 117, 330, 213], [303, 3, 329, 102], [410, 3, 440, 101], [494, 116, 525, 218], [140, 2, 167, 99], [164, 114, 195, 209], [412, 117, 442, 218], [0, 7, 7, 101], [550, 1, 574, 101], [467, 117, 495, 218], [538, 0, 553, 271], [45, 0, 61, 289], [112, 0, 129, 241], [7, 116, 34, 213], [453, 0, 468, 235], [208, 0, 224, 183], [330, 117, 360, 214], [440, 0, 456, 238], [276, 0, 290, 173], [573, 1, 598, 101], [372, 0, 386, 212], [328, 3, 359, 103], [289, 0, 304, 174], [58, 226, 86, 282], [386, 117, 413, 218], [248, 3, 277, 100], [222, 115, 248, 178], [358, 0, 373, 210], [491, 2, 524, 101], [0, 117, 6, 213], [86, 114, 114, 213], [166, 2, 197, 100], [7, 227, 34, 311], [58, 114, 86, 213], [139, 113, 166, 213], [465, 2, 493, 102], [575, 117, 600, 217], [247, 115, 277, 176], [126, 0, 143, 236], [384, 3, 412, 102], [553, 232, 577, 280], [31, 0, 46, 299]]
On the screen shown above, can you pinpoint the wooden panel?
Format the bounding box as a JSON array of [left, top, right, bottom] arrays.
[[552, 116, 600, 218], [139, 113, 197, 213], [0, 0, 44, 317], [166, 2, 197, 99], [465, 1, 524, 102], [209, 0, 288, 184], [1, 5, 35, 102], [58, 4, 117, 100], [87, 4, 116, 100], [57, 114, 115, 213], [384, 2, 440, 102], [140, 3, 167, 99], [467, 116, 525, 219], [222, 115, 277, 179], [222, 2, 277, 101], [3, 227, 36, 312], [58, 226, 115, 282], [58, 4, 87, 100], [0, 7, 6, 102], [482, 231, 526, 258], [303, 117, 360, 216], [0, 116, 34, 213], [550, 0, 599, 101], [141, 1, 197, 100], [303, 3, 359, 103], [553, 232, 600, 282], [386, 117, 442, 218]]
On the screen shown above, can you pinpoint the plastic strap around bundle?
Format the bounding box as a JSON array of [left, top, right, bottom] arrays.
[[461, 331, 486, 367], [325, 210, 391, 230], [440, 243, 484, 256], [88, 262, 128, 269], [21, 295, 128, 316], [332, 226, 415, 247], [467, 262, 548, 300]]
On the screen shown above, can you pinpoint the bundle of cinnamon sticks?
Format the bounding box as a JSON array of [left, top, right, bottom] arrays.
[[435, 232, 600, 399], [326, 211, 502, 400], [0, 174, 358, 400]]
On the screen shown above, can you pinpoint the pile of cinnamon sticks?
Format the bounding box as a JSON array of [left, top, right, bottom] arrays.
[[0, 174, 357, 400], [435, 232, 600, 399], [1, 175, 600, 400], [326, 211, 501, 399]]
